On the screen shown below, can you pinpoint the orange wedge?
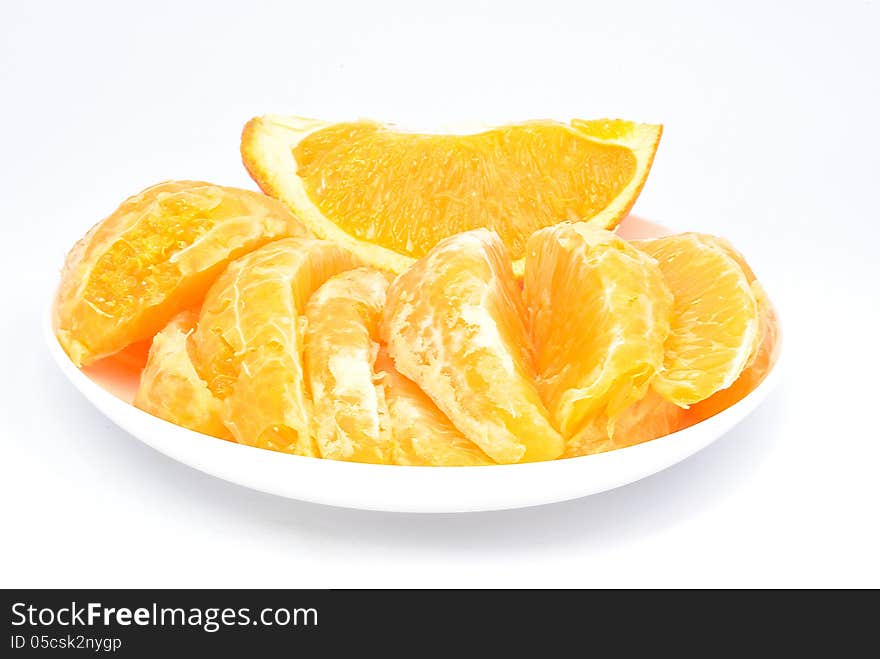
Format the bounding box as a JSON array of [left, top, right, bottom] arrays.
[[375, 349, 492, 466], [134, 309, 231, 441], [523, 224, 672, 456], [604, 389, 687, 452], [303, 267, 393, 463], [636, 233, 760, 406], [381, 229, 563, 464], [242, 115, 662, 273], [687, 275, 780, 423], [54, 180, 308, 366], [190, 237, 359, 454]]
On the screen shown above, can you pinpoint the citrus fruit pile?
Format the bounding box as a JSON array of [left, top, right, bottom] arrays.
[[53, 116, 778, 465]]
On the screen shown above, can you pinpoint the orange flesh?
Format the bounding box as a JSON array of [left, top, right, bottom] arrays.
[[524, 224, 672, 448], [190, 237, 360, 454], [134, 309, 231, 441], [374, 350, 492, 466], [381, 229, 563, 464], [54, 181, 307, 366], [686, 282, 780, 424], [303, 268, 393, 463], [636, 234, 760, 406], [293, 121, 637, 260], [610, 389, 686, 450]]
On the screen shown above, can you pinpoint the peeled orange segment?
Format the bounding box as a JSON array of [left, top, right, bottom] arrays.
[[636, 233, 760, 407], [699, 235, 768, 367], [53, 180, 308, 366], [303, 267, 393, 464], [687, 280, 781, 424], [190, 237, 360, 455], [523, 224, 672, 449], [134, 310, 231, 441], [613, 389, 687, 447], [571, 389, 687, 456], [381, 229, 563, 464], [374, 350, 492, 466], [241, 115, 662, 273]]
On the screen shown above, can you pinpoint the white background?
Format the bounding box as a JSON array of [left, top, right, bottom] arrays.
[[1, 0, 878, 588]]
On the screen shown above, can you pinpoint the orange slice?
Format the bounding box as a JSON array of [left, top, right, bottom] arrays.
[[523, 224, 672, 456], [242, 115, 662, 273], [54, 180, 308, 366], [303, 267, 393, 463], [603, 389, 687, 453], [687, 277, 781, 424], [373, 350, 492, 466], [190, 237, 359, 454], [134, 309, 231, 441], [381, 229, 563, 464], [636, 233, 760, 406]]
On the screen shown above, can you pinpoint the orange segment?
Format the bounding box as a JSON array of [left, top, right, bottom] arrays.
[[636, 233, 760, 407], [381, 229, 563, 464], [699, 234, 767, 366], [242, 115, 661, 273], [190, 237, 360, 454], [134, 310, 231, 441], [303, 267, 393, 464], [687, 281, 781, 424], [523, 224, 672, 455], [599, 389, 687, 453], [54, 180, 308, 366], [374, 350, 492, 466], [568, 388, 688, 457]]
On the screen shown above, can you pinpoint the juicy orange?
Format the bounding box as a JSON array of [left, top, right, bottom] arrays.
[[523, 224, 672, 456], [687, 278, 780, 424], [190, 237, 360, 454], [603, 389, 687, 453], [54, 180, 308, 366], [303, 267, 393, 463], [636, 233, 760, 407], [241, 115, 662, 273], [303, 266, 492, 466], [134, 309, 231, 441], [374, 349, 492, 466], [381, 229, 563, 464]]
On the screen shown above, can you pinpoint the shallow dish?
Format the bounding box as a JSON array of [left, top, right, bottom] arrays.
[[46, 217, 782, 512]]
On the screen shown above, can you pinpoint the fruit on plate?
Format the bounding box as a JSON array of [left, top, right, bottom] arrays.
[[303, 267, 393, 463], [53, 181, 308, 366], [635, 233, 761, 407], [381, 229, 564, 464], [52, 118, 782, 467], [134, 309, 231, 441], [190, 237, 360, 455], [374, 349, 492, 466], [522, 224, 673, 457], [241, 115, 662, 274]]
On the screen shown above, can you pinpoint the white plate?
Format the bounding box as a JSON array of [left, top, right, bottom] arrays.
[[46, 218, 783, 513]]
